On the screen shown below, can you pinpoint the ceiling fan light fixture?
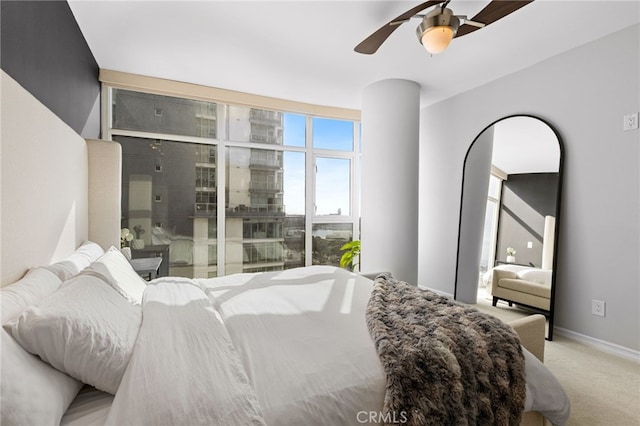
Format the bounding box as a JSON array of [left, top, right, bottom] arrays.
[[416, 7, 460, 54]]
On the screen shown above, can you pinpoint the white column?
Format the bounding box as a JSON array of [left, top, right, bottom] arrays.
[[360, 79, 420, 284], [541, 215, 556, 270]]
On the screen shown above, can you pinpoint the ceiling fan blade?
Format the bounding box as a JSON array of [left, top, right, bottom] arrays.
[[455, 0, 534, 38], [460, 19, 485, 29], [354, 0, 444, 54]]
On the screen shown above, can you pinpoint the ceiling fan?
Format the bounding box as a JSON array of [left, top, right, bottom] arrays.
[[355, 0, 534, 55]]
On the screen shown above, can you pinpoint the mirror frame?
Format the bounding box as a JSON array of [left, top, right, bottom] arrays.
[[454, 114, 564, 340]]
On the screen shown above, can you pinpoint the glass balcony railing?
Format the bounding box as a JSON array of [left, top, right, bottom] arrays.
[[249, 181, 283, 191], [226, 204, 285, 215], [250, 157, 281, 168], [194, 203, 217, 216], [250, 109, 282, 123]]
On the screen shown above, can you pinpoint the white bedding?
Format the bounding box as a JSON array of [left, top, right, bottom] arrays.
[[51, 266, 568, 425], [198, 266, 569, 426], [61, 387, 113, 426], [198, 265, 387, 426], [105, 278, 265, 426]]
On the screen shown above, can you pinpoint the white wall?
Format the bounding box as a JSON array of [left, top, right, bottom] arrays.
[[418, 25, 640, 351], [361, 79, 420, 283]]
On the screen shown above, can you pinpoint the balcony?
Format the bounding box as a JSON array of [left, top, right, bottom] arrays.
[[249, 181, 283, 193], [249, 123, 283, 145], [249, 109, 282, 125], [193, 203, 217, 217], [249, 155, 283, 170], [249, 133, 282, 145], [195, 181, 216, 190], [226, 204, 285, 217]]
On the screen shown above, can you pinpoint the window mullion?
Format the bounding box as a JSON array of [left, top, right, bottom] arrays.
[[216, 142, 227, 277], [353, 121, 361, 239], [304, 116, 314, 266], [216, 104, 227, 276]]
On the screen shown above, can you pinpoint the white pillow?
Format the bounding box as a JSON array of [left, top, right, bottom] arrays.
[[5, 274, 142, 395], [1, 267, 62, 324], [1, 329, 83, 426], [81, 246, 148, 305], [518, 269, 552, 285], [1, 268, 82, 425], [43, 241, 105, 281]]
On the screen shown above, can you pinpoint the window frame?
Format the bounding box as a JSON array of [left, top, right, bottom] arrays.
[[103, 84, 360, 276]]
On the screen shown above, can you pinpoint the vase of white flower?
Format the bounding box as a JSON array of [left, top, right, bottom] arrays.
[[506, 247, 516, 263], [120, 228, 134, 260]]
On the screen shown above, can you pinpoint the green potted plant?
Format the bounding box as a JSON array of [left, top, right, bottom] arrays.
[[506, 246, 516, 263], [340, 240, 361, 271]]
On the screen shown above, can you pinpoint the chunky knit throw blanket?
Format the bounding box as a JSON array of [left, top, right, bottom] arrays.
[[366, 274, 526, 426]]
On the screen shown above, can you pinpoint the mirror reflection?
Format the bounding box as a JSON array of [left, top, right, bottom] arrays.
[[455, 115, 562, 340]]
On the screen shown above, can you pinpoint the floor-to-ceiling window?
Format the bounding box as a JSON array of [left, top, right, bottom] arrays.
[[106, 87, 360, 278]]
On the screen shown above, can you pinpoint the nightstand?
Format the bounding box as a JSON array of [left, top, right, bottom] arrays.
[[131, 257, 163, 281], [131, 244, 169, 277]]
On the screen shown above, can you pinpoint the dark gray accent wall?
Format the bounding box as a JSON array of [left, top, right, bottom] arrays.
[[496, 172, 559, 267], [503, 173, 559, 217], [1, 0, 100, 138]]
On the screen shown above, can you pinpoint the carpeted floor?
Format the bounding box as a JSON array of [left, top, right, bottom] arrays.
[[474, 287, 640, 426]]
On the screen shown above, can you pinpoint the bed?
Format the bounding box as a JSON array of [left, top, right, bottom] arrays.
[[2, 244, 569, 426], [0, 71, 569, 425]]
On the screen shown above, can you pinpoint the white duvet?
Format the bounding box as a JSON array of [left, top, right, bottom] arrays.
[[198, 266, 387, 426], [198, 265, 569, 426], [93, 266, 568, 426], [105, 278, 265, 426]]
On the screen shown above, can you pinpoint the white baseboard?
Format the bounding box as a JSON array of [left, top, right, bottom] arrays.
[[554, 326, 640, 362], [417, 285, 454, 298]]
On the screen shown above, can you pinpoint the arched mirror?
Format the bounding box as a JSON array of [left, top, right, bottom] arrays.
[[455, 115, 563, 340]]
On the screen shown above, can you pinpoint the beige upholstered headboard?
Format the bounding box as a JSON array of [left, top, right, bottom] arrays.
[[86, 139, 122, 256], [1, 71, 121, 286]]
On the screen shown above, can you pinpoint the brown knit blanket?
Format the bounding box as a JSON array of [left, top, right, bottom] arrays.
[[366, 274, 526, 426]]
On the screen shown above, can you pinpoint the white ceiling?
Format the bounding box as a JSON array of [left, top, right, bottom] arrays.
[[492, 116, 560, 174], [69, 0, 640, 111]]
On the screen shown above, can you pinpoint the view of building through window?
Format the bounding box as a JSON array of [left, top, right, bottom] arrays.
[[110, 88, 359, 277]]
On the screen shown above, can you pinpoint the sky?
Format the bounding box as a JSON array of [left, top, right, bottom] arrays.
[[282, 113, 355, 217]]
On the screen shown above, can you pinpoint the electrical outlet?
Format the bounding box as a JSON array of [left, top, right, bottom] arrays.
[[592, 299, 606, 317], [623, 113, 638, 131]]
